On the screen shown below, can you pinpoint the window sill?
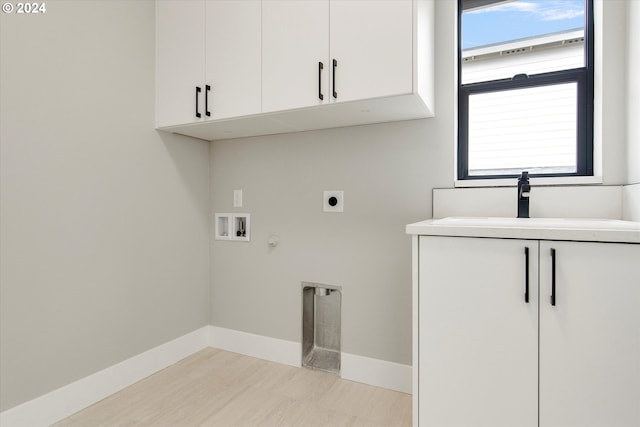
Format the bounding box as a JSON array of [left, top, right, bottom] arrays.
[[455, 175, 604, 188]]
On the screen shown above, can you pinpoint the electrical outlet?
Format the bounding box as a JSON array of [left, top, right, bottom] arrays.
[[323, 190, 344, 213]]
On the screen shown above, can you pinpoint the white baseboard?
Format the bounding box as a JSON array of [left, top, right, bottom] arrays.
[[342, 351, 412, 394], [1, 325, 412, 426], [0, 327, 209, 427], [208, 325, 412, 394], [208, 325, 300, 367]]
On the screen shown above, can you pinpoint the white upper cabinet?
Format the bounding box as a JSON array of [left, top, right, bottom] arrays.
[[329, 0, 413, 103], [205, 0, 261, 120], [156, 0, 205, 128], [262, 0, 418, 111], [156, 0, 434, 140], [262, 0, 329, 112], [156, 0, 261, 128]]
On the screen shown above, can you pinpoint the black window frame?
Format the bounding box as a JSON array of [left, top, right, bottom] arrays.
[[457, 0, 595, 181]]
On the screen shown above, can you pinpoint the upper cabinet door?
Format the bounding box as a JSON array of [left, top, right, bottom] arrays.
[[539, 241, 640, 427], [205, 0, 261, 120], [156, 0, 205, 128], [156, 0, 433, 139], [262, 0, 329, 113], [329, 0, 413, 104]]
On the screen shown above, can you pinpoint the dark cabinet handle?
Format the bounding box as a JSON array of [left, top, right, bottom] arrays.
[[524, 247, 530, 303], [332, 59, 337, 99], [550, 248, 556, 306], [205, 85, 211, 117], [318, 62, 324, 100], [195, 86, 202, 118]]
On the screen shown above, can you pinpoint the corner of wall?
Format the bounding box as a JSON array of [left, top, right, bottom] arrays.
[[622, 184, 640, 221]]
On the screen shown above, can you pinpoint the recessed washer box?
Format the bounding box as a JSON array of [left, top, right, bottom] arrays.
[[215, 213, 250, 242]]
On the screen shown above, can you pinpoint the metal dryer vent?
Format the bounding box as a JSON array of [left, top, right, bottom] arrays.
[[301, 282, 342, 374]]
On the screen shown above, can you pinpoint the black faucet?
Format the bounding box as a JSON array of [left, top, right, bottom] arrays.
[[517, 171, 531, 218]]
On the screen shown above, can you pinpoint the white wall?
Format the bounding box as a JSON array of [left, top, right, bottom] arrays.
[[627, 0, 640, 184], [595, 0, 628, 183], [0, 0, 210, 412], [624, 0, 640, 221]]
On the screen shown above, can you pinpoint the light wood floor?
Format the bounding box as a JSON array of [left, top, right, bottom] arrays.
[[52, 348, 412, 426]]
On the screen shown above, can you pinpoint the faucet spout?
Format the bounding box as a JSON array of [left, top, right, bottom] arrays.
[[517, 171, 530, 218]]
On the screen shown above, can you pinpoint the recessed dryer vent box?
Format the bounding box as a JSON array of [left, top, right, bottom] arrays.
[[215, 213, 250, 242], [302, 282, 342, 375]]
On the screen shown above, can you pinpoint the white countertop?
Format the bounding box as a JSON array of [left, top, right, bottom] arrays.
[[406, 217, 640, 243]]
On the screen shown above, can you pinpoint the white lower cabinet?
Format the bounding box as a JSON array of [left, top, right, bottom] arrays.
[[418, 237, 539, 427], [538, 240, 640, 427], [416, 236, 640, 427]]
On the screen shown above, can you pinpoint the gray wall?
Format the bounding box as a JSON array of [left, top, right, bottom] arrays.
[[0, 0, 210, 411], [210, 120, 452, 364]]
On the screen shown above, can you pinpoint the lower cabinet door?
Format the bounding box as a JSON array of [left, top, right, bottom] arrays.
[[418, 236, 538, 427], [539, 241, 640, 427]]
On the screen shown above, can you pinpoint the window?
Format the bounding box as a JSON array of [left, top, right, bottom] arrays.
[[458, 0, 594, 180]]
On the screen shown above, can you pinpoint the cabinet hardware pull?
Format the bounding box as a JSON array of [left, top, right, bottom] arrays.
[[205, 85, 211, 117], [332, 59, 337, 99], [195, 86, 202, 118], [318, 62, 324, 100], [524, 247, 529, 303], [550, 248, 556, 306]]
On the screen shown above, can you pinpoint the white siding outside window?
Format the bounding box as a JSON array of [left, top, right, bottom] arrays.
[[468, 82, 577, 176], [462, 30, 585, 84]]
